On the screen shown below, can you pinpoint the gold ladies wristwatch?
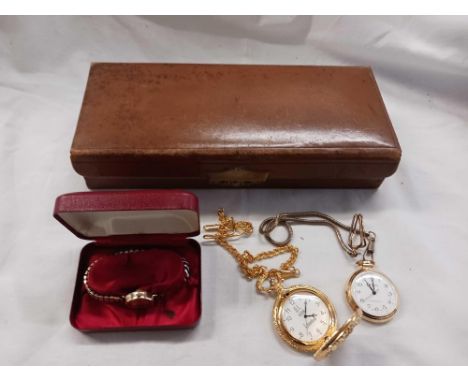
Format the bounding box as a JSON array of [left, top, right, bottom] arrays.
[[83, 249, 191, 309]]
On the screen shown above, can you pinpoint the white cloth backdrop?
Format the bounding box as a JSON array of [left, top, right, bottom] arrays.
[[1, 16, 467, 365]]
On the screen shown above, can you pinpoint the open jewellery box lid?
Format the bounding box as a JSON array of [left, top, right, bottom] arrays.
[[53, 190, 200, 240]]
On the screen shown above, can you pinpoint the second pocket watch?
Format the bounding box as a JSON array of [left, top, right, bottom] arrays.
[[346, 259, 399, 323]]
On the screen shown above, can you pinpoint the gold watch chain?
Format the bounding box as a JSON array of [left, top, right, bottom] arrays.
[[204, 209, 300, 294]]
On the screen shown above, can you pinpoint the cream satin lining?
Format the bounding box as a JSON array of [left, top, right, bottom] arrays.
[[58, 210, 199, 237]]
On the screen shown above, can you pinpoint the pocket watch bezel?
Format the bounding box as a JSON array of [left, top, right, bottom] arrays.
[[273, 285, 337, 353], [313, 309, 362, 360], [346, 268, 399, 324]]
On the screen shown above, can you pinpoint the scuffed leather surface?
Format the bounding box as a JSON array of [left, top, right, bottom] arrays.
[[74, 64, 398, 150], [1, 16, 468, 365], [71, 63, 401, 186]]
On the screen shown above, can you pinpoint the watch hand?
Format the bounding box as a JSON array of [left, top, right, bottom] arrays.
[[371, 278, 376, 292], [363, 288, 381, 302], [365, 279, 377, 295], [304, 300, 307, 318], [364, 279, 373, 292], [304, 317, 317, 329], [305, 313, 317, 318]]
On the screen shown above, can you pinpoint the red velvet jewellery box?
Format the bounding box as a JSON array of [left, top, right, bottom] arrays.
[[53, 190, 201, 331]]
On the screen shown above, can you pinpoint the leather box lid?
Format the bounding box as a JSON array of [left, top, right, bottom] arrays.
[[71, 63, 401, 183], [53, 190, 200, 240]]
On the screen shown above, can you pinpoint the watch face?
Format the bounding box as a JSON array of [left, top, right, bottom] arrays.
[[349, 270, 398, 321], [280, 292, 332, 343]]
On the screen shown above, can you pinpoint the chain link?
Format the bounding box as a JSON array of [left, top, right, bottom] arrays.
[[259, 211, 375, 260], [204, 209, 300, 294]]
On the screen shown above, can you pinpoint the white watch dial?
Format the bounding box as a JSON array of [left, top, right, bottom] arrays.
[[281, 292, 331, 343], [350, 270, 398, 317]]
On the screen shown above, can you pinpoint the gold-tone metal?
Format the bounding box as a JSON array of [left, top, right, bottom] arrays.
[[314, 310, 362, 360], [124, 290, 156, 309], [83, 249, 190, 309], [356, 259, 376, 269], [204, 209, 300, 294], [208, 167, 269, 186], [273, 285, 337, 353], [204, 209, 361, 360], [345, 263, 399, 324], [83, 258, 125, 303]]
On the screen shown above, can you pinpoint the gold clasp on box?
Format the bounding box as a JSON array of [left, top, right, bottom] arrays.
[[208, 167, 269, 187]]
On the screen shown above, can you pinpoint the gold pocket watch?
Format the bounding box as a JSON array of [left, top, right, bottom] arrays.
[[260, 211, 399, 325], [347, 259, 399, 323], [273, 285, 361, 358], [204, 209, 361, 360], [341, 229, 399, 324]]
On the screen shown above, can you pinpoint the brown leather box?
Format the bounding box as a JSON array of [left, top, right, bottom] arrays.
[[71, 63, 401, 188]]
